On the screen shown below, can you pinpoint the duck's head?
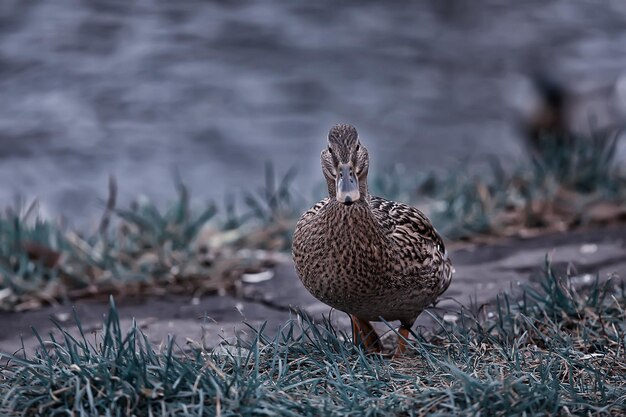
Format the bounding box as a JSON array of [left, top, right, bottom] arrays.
[[321, 124, 369, 205]]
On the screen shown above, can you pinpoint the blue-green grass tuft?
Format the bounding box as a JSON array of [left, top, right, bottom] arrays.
[[1, 263, 624, 416]]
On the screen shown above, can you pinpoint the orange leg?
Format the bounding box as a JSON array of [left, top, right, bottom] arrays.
[[350, 315, 382, 353], [393, 323, 413, 358]]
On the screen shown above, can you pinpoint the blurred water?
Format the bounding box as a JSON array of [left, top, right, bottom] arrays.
[[1, 0, 626, 226]]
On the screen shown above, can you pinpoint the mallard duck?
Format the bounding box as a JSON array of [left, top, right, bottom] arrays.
[[292, 124, 453, 356], [514, 73, 626, 153]]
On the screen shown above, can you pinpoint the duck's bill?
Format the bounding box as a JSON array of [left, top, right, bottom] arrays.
[[336, 165, 360, 205]]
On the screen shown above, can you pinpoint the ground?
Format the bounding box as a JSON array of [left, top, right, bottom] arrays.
[[2, 224, 624, 358]]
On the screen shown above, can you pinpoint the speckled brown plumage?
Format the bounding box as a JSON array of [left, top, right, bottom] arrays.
[[292, 124, 453, 355]]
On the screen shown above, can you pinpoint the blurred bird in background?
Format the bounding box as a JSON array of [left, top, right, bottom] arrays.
[[513, 72, 626, 157]]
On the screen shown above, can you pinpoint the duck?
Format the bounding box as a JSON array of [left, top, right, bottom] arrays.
[[513, 73, 626, 156], [292, 124, 453, 357]]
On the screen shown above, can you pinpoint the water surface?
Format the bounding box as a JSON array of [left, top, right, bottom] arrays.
[[1, 0, 625, 225]]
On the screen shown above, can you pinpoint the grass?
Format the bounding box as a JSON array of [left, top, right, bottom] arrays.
[[1, 262, 624, 416], [0, 131, 624, 310], [0, 177, 284, 311], [413, 132, 626, 240]]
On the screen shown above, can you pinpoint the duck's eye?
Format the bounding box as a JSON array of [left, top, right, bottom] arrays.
[[328, 147, 332, 154], [356, 144, 360, 152]]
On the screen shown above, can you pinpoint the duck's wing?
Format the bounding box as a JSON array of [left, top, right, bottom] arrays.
[[370, 196, 452, 295], [295, 198, 330, 228], [292, 198, 330, 276]]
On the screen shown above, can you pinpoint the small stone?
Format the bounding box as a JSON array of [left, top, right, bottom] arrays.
[[242, 270, 274, 284], [0, 288, 13, 301], [580, 243, 598, 254], [443, 314, 458, 323], [214, 345, 250, 358], [54, 312, 70, 322], [570, 274, 594, 285]]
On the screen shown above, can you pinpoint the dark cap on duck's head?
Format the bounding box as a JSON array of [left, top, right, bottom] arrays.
[[321, 124, 369, 205], [329, 123, 358, 145]]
